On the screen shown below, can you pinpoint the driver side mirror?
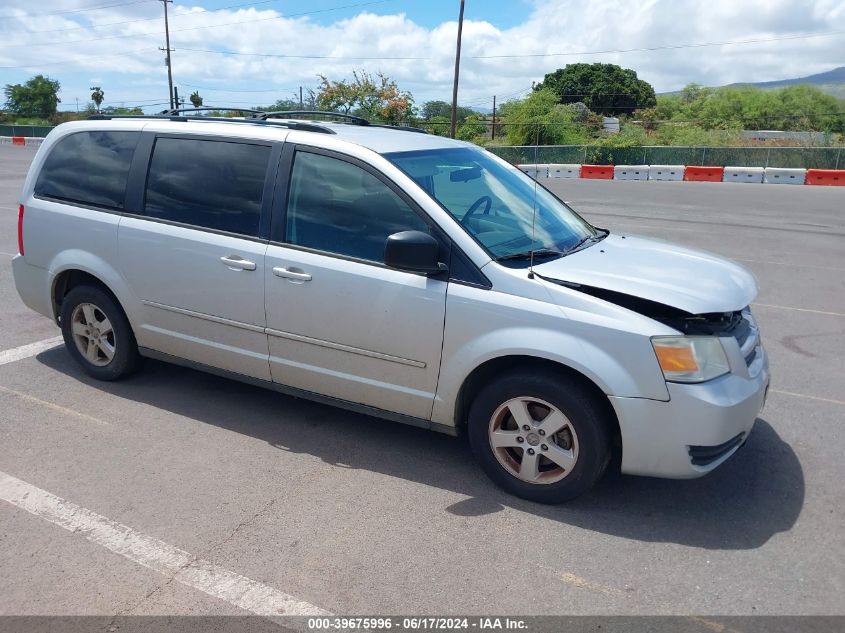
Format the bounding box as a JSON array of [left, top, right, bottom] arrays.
[[384, 231, 446, 275]]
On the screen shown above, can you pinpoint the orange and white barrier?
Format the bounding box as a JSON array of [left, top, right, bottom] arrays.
[[764, 168, 806, 185], [613, 165, 649, 180], [805, 169, 845, 186]]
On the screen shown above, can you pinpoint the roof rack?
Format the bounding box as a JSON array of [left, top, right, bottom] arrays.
[[251, 110, 370, 125], [86, 108, 428, 135], [252, 111, 428, 134], [159, 106, 262, 116], [86, 112, 335, 134]]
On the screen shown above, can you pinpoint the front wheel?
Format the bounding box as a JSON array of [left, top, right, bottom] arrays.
[[60, 285, 142, 381], [467, 371, 611, 503]]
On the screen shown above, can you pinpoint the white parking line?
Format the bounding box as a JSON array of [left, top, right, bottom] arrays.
[[733, 258, 845, 272], [0, 385, 109, 425], [0, 336, 63, 366], [0, 471, 331, 617], [770, 389, 845, 406], [753, 303, 845, 317]]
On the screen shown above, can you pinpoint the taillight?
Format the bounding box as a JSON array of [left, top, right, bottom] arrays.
[[17, 204, 24, 256]]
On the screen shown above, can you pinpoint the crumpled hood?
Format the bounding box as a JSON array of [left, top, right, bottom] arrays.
[[534, 234, 758, 314]]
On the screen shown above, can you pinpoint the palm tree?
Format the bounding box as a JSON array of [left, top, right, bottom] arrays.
[[190, 90, 203, 108], [90, 86, 104, 113]]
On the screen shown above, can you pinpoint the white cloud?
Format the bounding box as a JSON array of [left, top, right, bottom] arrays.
[[1, 0, 843, 111]]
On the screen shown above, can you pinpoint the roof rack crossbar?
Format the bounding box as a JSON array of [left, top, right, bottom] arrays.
[[86, 113, 335, 134], [252, 110, 370, 125], [159, 106, 263, 116]]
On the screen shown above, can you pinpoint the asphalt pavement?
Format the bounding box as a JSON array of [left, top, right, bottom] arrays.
[[0, 144, 843, 619]]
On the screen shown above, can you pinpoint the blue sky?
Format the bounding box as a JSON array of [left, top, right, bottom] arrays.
[[192, 0, 533, 29], [1, 0, 843, 114]]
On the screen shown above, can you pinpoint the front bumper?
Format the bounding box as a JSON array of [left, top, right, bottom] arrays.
[[609, 344, 770, 478]]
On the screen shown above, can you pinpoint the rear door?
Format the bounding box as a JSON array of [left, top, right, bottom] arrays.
[[263, 146, 449, 419], [119, 133, 281, 379]]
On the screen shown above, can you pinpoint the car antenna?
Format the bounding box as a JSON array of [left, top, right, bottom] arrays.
[[528, 129, 540, 279]]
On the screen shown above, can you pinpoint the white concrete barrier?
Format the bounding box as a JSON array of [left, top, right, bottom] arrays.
[[648, 165, 685, 181], [24, 137, 44, 148], [613, 165, 649, 180], [723, 166, 765, 183], [517, 164, 549, 178], [0, 137, 11, 145], [548, 164, 580, 179], [764, 167, 806, 185]]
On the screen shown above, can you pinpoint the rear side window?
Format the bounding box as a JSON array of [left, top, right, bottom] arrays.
[[34, 131, 139, 209], [144, 137, 271, 237]]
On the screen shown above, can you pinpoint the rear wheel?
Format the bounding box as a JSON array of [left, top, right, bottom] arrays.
[[60, 285, 142, 381], [468, 371, 611, 503]]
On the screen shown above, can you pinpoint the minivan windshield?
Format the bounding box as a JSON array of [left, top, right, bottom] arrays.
[[385, 147, 601, 262]]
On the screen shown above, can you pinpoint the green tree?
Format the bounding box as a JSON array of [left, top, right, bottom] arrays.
[[254, 98, 303, 113], [90, 86, 104, 113], [189, 90, 203, 108], [3, 75, 61, 119], [101, 106, 143, 115], [317, 70, 413, 123], [420, 100, 477, 122], [535, 63, 656, 115], [456, 114, 487, 141], [646, 84, 845, 134], [424, 114, 452, 137], [499, 89, 591, 145]]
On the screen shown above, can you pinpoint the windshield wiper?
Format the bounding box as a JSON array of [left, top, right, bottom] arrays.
[[563, 229, 609, 255], [495, 248, 565, 262]]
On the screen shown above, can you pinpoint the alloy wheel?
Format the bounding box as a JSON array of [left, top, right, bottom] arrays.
[[70, 303, 115, 367], [488, 396, 579, 484]]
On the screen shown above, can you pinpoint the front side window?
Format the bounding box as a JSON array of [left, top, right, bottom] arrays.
[[145, 137, 271, 237], [34, 131, 139, 209], [285, 151, 430, 263], [386, 147, 599, 262]]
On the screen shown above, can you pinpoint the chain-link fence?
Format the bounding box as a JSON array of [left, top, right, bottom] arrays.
[[1, 126, 841, 168], [0, 125, 54, 138], [487, 145, 844, 169]]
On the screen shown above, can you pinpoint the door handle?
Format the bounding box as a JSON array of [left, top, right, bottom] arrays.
[[273, 266, 312, 282], [220, 255, 256, 271]]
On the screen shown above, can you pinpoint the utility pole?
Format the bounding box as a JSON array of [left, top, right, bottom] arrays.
[[159, 0, 175, 109], [299, 86, 303, 108], [449, 0, 465, 139], [491, 95, 496, 141]]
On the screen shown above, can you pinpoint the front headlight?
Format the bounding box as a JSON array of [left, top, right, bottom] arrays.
[[651, 336, 730, 383]]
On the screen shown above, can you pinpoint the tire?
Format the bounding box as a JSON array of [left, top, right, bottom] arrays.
[[60, 284, 142, 381], [467, 370, 611, 504]]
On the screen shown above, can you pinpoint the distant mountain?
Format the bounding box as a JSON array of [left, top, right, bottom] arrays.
[[662, 66, 845, 99]]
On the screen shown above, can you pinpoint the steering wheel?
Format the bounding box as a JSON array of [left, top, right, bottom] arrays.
[[461, 195, 492, 225]]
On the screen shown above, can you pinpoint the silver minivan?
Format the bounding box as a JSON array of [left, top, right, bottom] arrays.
[[12, 112, 769, 503]]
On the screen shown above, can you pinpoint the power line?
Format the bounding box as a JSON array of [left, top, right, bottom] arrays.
[[6, 0, 399, 46], [470, 30, 845, 59], [168, 0, 397, 35], [0, 0, 155, 21], [180, 82, 301, 93], [176, 46, 427, 60], [414, 110, 845, 126], [19, 0, 322, 36], [0, 48, 158, 69]]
